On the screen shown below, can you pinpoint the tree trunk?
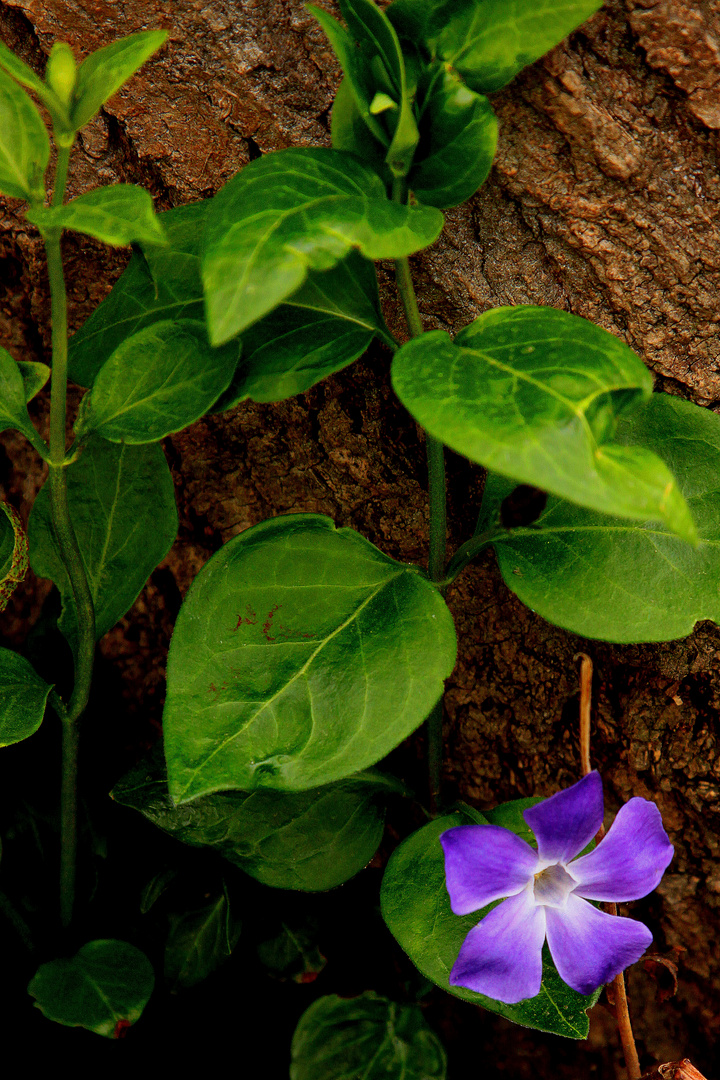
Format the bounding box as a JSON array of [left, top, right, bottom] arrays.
[[1, 0, 719, 1073]]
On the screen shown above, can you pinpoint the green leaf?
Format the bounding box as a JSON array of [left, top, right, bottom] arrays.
[[0, 501, 28, 612], [28, 939, 154, 1038], [202, 147, 443, 345], [17, 360, 50, 401], [0, 67, 49, 203], [68, 201, 208, 388], [408, 0, 603, 94], [70, 30, 168, 130], [0, 345, 47, 456], [28, 439, 177, 650], [111, 748, 387, 891], [257, 920, 326, 982], [0, 506, 13, 579], [164, 886, 240, 990], [409, 62, 498, 208], [480, 393, 720, 642], [26, 184, 167, 246], [163, 513, 456, 802], [0, 40, 68, 124], [290, 992, 447, 1080], [391, 306, 696, 540], [0, 648, 52, 747], [330, 76, 389, 178], [214, 252, 389, 407], [380, 812, 600, 1038], [75, 320, 238, 443]]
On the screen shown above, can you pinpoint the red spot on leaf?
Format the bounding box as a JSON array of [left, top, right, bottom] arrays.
[[234, 604, 258, 630], [262, 603, 281, 642], [113, 1018, 132, 1039]]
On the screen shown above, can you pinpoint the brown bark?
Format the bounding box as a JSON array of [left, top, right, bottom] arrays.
[[2, 0, 720, 1073]]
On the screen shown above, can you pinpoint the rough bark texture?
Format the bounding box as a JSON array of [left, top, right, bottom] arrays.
[[2, 0, 720, 1073]]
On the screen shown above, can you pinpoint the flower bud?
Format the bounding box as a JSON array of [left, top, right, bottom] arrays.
[[46, 42, 76, 106]]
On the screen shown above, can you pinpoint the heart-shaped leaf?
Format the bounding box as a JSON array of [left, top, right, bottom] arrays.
[[0, 67, 49, 202], [390, 0, 603, 95], [409, 61, 498, 208], [380, 811, 600, 1039], [74, 320, 238, 443], [28, 439, 177, 650], [479, 392, 720, 642], [28, 939, 154, 1038], [202, 147, 443, 345], [391, 306, 695, 541], [0, 648, 52, 747], [0, 346, 47, 456], [112, 747, 389, 891], [26, 184, 167, 246], [70, 31, 167, 130], [163, 514, 456, 803], [291, 993, 447, 1080], [164, 886, 240, 990]]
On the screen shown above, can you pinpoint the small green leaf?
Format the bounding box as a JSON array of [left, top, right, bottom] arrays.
[[414, 0, 603, 94], [202, 147, 443, 345], [214, 251, 389, 407], [480, 393, 720, 642], [164, 886, 240, 990], [17, 360, 50, 401], [0, 40, 50, 98], [111, 748, 387, 891], [257, 920, 326, 983], [290, 993, 447, 1080], [380, 813, 600, 1038], [331, 76, 389, 180], [409, 62, 498, 208], [163, 514, 457, 802], [391, 306, 695, 540], [28, 939, 154, 1038], [70, 30, 168, 130], [0, 345, 47, 456], [1, 501, 28, 612], [0, 67, 49, 203], [26, 184, 167, 246], [68, 201, 207, 388], [76, 320, 238, 443], [0, 648, 52, 747], [28, 439, 177, 651]]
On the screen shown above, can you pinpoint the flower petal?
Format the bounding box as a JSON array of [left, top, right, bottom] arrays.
[[545, 894, 653, 995], [570, 797, 674, 901], [449, 888, 546, 1004], [440, 825, 538, 915], [523, 771, 603, 864]]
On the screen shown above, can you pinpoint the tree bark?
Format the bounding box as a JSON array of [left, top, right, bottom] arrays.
[[2, 0, 720, 1072]]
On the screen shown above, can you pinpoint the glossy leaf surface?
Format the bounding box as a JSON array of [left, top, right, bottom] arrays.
[[0, 346, 46, 455], [395, 0, 603, 94], [68, 202, 387, 403], [75, 320, 238, 443], [26, 184, 167, 246], [380, 811, 599, 1038], [28, 939, 154, 1038], [0, 648, 52, 747], [215, 252, 388, 406], [28, 439, 177, 649], [290, 993, 447, 1080], [202, 147, 443, 344], [410, 62, 498, 208], [164, 887, 240, 990], [0, 67, 49, 202], [112, 749, 387, 891], [70, 31, 167, 130], [392, 306, 695, 540], [163, 514, 456, 802], [480, 393, 720, 642]]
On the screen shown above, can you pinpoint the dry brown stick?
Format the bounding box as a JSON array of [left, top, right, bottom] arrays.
[[575, 653, 641, 1080]]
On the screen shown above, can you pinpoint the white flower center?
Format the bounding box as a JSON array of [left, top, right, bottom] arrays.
[[533, 863, 577, 909]]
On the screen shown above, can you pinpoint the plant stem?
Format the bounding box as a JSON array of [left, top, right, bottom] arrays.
[[577, 655, 641, 1080], [44, 139, 95, 927]]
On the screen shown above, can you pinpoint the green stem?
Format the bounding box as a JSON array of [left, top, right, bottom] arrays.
[[44, 137, 95, 927], [440, 527, 505, 587]]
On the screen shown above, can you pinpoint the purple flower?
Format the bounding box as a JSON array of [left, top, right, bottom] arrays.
[[440, 771, 673, 1004]]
